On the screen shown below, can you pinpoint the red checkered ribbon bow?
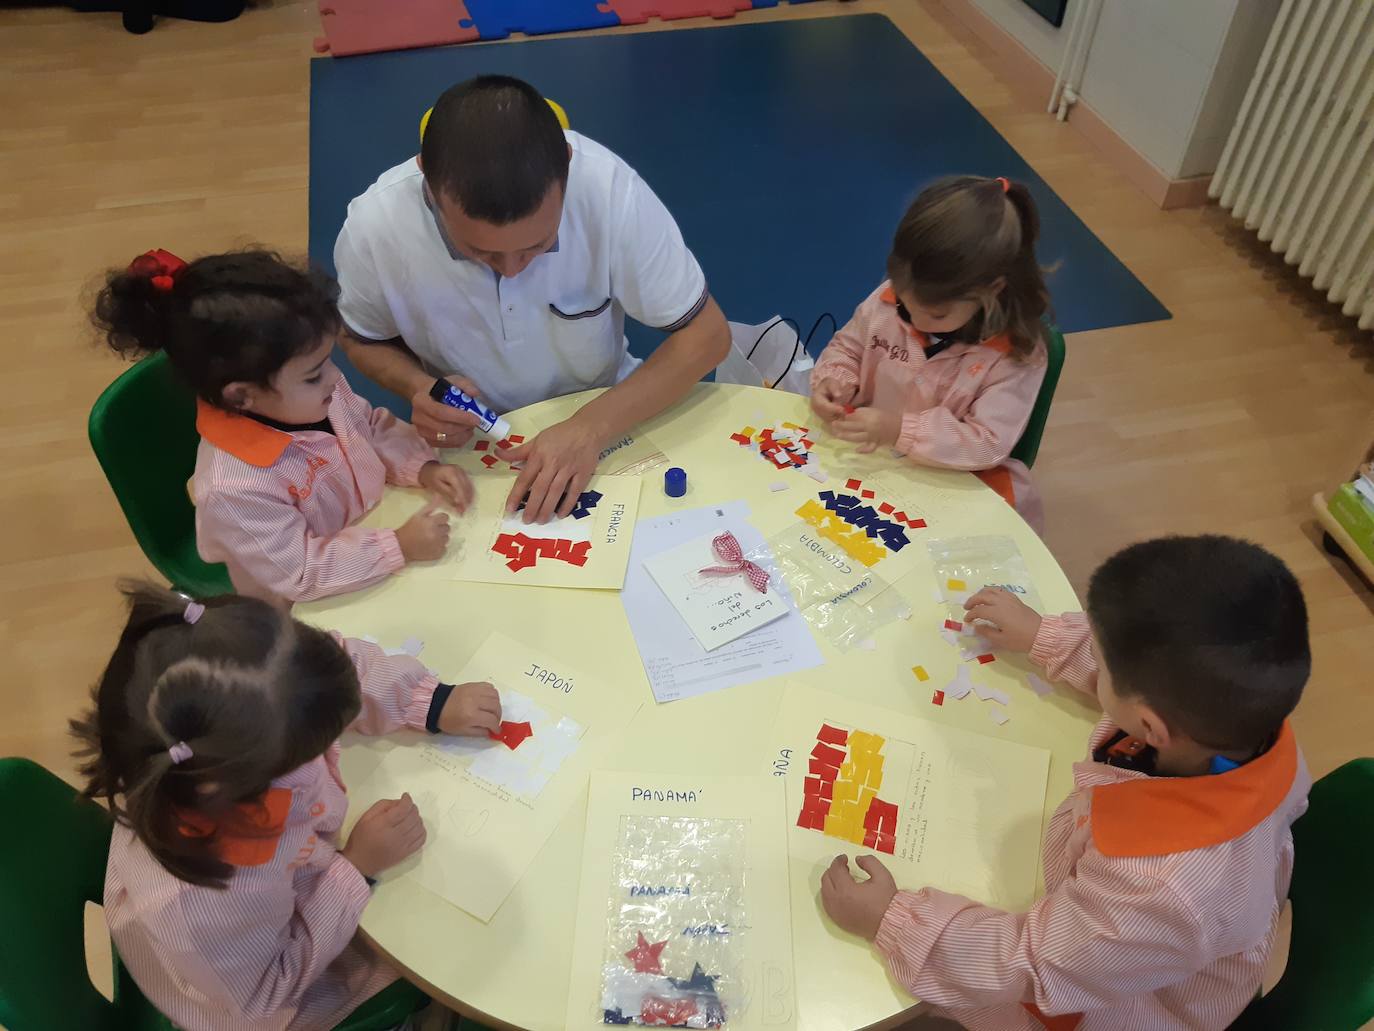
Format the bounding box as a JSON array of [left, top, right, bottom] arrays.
[[698, 531, 770, 593]]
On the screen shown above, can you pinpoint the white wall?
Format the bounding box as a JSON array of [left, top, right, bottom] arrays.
[[967, 0, 1281, 181]]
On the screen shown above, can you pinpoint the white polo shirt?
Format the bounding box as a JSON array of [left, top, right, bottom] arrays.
[[333, 131, 709, 414]]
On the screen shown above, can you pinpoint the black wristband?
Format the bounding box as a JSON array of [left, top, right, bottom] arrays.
[[426, 683, 455, 734]]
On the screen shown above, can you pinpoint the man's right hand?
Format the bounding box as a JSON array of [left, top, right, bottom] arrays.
[[409, 375, 485, 449]]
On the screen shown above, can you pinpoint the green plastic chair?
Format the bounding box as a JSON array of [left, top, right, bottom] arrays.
[[1008, 322, 1066, 469], [1228, 757, 1374, 1030], [0, 757, 427, 1031], [88, 352, 232, 597]]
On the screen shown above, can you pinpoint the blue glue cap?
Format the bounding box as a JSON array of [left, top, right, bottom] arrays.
[[664, 467, 687, 498]]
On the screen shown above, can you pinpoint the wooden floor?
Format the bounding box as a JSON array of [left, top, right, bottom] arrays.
[[2, 0, 1371, 1018]]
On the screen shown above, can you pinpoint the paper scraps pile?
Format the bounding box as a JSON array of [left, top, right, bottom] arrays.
[[728, 422, 828, 482]]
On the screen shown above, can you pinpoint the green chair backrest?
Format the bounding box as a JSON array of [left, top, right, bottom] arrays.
[[1008, 322, 1066, 469], [1229, 758, 1374, 1030], [87, 353, 232, 597], [0, 757, 169, 1031]]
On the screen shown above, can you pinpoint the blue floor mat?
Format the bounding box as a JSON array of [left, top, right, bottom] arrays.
[[310, 14, 1168, 413]]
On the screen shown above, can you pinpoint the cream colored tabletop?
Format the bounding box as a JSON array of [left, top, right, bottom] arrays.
[[297, 383, 1097, 1031]]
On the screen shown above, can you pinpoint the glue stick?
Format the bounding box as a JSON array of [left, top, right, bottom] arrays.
[[429, 379, 512, 439]]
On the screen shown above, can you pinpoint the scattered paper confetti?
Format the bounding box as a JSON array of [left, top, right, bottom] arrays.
[[977, 653, 996, 665], [845, 478, 862, 490], [944, 619, 963, 632], [931, 689, 945, 706], [945, 666, 974, 700], [912, 665, 930, 682], [1026, 673, 1054, 697], [989, 709, 1010, 726], [729, 422, 817, 471], [972, 682, 1010, 706], [940, 628, 961, 647], [946, 578, 967, 592], [769, 482, 790, 492]]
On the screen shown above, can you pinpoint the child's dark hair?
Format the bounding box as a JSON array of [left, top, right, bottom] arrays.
[[71, 581, 361, 888], [887, 176, 1050, 358], [1086, 536, 1309, 753], [93, 249, 341, 408], [421, 74, 570, 224]]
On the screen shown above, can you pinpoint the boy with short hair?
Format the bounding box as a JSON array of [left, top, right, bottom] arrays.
[[821, 535, 1311, 1031]]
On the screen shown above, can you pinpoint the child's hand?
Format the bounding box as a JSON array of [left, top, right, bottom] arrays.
[[811, 379, 858, 423], [963, 587, 1043, 654], [438, 681, 502, 737], [417, 461, 474, 513], [395, 498, 450, 562], [820, 854, 898, 940], [830, 406, 901, 454], [341, 794, 427, 878]]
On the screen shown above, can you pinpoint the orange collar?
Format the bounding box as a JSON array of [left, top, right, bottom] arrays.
[[196, 400, 293, 468], [877, 286, 1011, 355], [1090, 722, 1298, 858], [176, 787, 292, 867]]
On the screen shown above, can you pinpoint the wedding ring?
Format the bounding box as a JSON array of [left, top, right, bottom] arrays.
[[436, 432, 447, 442]]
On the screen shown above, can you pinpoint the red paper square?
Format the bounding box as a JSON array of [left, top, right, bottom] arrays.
[[474, 440, 489, 452], [910, 518, 927, 529], [507, 434, 525, 444], [931, 689, 945, 706], [846, 478, 862, 490], [861, 489, 875, 499], [878, 502, 895, 514], [977, 653, 996, 664], [816, 723, 849, 746], [944, 619, 963, 632]]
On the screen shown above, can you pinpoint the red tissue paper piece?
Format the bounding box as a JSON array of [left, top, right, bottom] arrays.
[[473, 440, 489, 452], [816, 723, 848, 746], [861, 489, 875, 500], [480, 454, 499, 468], [507, 434, 525, 444], [944, 619, 964, 632], [977, 654, 996, 665], [878, 502, 895, 515], [909, 518, 928, 529], [625, 931, 669, 974], [808, 758, 840, 779], [845, 478, 862, 490], [488, 720, 533, 750], [811, 741, 847, 767], [640, 995, 698, 1026], [931, 689, 945, 706]]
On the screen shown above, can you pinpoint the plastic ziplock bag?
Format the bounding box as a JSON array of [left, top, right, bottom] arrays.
[[927, 536, 1043, 620], [600, 816, 747, 1027], [747, 523, 909, 651]]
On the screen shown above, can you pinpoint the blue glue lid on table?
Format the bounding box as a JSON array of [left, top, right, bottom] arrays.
[[664, 467, 687, 498]]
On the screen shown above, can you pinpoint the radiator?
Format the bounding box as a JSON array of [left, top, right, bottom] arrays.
[[1210, 0, 1374, 330]]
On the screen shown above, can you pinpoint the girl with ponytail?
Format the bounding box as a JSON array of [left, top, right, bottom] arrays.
[[71, 580, 499, 1029], [810, 176, 1053, 531], [93, 249, 473, 607]]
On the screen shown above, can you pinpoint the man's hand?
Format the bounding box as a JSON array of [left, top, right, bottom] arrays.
[[394, 498, 450, 562], [820, 854, 898, 940], [438, 681, 501, 737], [811, 378, 858, 423], [417, 461, 474, 513], [829, 405, 901, 454], [340, 794, 426, 878], [501, 416, 604, 524], [963, 587, 1043, 654], [409, 375, 484, 449]]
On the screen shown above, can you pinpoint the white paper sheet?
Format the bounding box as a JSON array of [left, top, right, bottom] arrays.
[[644, 532, 789, 651], [1025, 673, 1054, 697], [622, 503, 823, 704]]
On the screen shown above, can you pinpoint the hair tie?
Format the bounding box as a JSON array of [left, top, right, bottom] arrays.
[[128, 248, 188, 294], [995, 177, 1011, 194], [168, 742, 193, 764], [183, 601, 205, 625]]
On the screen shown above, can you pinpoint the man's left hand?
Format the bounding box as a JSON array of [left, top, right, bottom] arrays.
[[501, 417, 604, 523]]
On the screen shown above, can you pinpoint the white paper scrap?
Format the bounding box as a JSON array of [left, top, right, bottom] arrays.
[[989, 708, 1010, 726], [946, 666, 974, 700], [769, 482, 790, 493], [1025, 673, 1054, 697]]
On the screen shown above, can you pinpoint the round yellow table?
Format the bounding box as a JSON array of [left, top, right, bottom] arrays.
[[297, 383, 1097, 1031]]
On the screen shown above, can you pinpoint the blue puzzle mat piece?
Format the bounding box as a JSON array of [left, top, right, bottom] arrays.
[[459, 0, 619, 39], [310, 15, 1168, 416]]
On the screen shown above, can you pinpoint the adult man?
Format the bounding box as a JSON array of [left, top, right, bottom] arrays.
[[334, 75, 730, 523]]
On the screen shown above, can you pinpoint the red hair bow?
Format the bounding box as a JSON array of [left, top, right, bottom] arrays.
[[128, 248, 187, 293], [698, 531, 770, 593]]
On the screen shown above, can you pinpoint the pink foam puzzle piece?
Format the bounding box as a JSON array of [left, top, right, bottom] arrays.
[[316, 0, 480, 57], [597, 0, 751, 24]]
